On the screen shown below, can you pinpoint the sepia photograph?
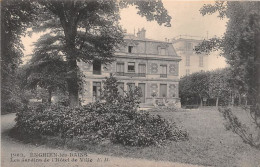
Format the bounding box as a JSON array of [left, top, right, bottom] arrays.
[[1, 0, 260, 167]]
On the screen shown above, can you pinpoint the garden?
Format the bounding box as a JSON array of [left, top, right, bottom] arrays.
[[10, 105, 260, 167], [9, 76, 260, 167], [2, 1, 260, 167]]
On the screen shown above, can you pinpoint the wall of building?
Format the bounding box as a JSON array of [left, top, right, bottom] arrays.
[[78, 56, 180, 105], [79, 32, 181, 105], [172, 38, 209, 77]]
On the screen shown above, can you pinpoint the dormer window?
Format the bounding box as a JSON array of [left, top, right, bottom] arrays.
[[186, 42, 193, 50], [128, 46, 133, 53], [158, 44, 168, 55], [160, 48, 166, 55]]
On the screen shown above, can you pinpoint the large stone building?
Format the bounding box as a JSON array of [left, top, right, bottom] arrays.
[[172, 36, 209, 77], [79, 28, 181, 106]]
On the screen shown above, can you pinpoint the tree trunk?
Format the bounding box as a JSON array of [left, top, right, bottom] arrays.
[[254, 27, 260, 145], [231, 95, 234, 107], [62, 17, 79, 107], [255, 29, 260, 111], [237, 93, 241, 106], [199, 95, 203, 107], [48, 89, 52, 104], [230, 91, 234, 107], [216, 97, 219, 107], [67, 59, 79, 107]]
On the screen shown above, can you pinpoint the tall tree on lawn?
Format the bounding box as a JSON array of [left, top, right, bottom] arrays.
[[32, 0, 172, 107]]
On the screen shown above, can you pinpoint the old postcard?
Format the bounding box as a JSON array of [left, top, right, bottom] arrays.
[[1, 0, 260, 167]]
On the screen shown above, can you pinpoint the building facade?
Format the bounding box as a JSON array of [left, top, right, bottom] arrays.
[[172, 36, 209, 77], [79, 29, 181, 106]]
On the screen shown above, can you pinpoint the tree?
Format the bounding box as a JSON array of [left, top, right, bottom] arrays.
[[179, 71, 210, 107], [24, 52, 67, 104], [1, 0, 36, 113], [30, 0, 171, 107], [209, 68, 231, 107], [198, 1, 260, 147], [199, 2, 260, 105]]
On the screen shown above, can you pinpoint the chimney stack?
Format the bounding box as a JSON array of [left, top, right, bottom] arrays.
[[137, 28, 146, 39]]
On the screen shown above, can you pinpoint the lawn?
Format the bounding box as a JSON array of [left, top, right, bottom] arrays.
[[11, 107, 260, 167], [75, 107, 260, 167]]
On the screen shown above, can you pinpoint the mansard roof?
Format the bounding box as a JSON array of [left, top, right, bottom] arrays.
[[119, 33, 179, 58]]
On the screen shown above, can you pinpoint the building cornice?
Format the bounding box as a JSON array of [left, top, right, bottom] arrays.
[[85, 75, 180, 82], [114, 53, 182, 62]]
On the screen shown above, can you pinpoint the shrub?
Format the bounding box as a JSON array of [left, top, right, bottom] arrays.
[[14, 75, 188, 146], [219, 107, 260, 148]]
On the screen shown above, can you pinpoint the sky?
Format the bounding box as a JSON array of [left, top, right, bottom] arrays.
[[119, 1, 228, 40], [22, 1, 228, 69]]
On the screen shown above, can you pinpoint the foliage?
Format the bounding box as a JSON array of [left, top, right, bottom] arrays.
[[1, 0, 37, 113], [198, 2, 260, 103], [1, 0, 172, 109], [15, 103, 188, 146], [179, 71, 210, 106], [219, 107, 260, 148], [101, 74, 124, 104], [209, 68, 232, 106], [101, 74, 143, 110], [15, 76, 188, 146], [27, 0, 172, 107], [198, 1, 260, 147], [22, 52, 67, 103], [179, 68, 238, 107]]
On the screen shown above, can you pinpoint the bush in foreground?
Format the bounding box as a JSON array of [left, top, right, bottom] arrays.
[[14, 76, 188, 146], [15, 103, 188, 146]]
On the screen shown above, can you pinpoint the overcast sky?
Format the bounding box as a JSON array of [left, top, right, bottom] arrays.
[[22, 1, 228, 69], [120, 1, 228, 41], [118, 1, 229, 69]]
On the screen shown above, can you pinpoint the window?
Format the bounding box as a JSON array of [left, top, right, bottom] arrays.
[[199, 56, 204, 67], [158, 47, 167, 55], [116, 62, 124, 75], [93, 82, 101, 100], [128, 46, 133, 53], [118, 82, 124, 96], [159, 84, 167, 97], [186, 55, 190, 66], [93, 60, 101, 75], [138, 64, 146, 77], [160, 48, 166, 55], [128, 62, 135, 72], [186, 42, 193, 50], [127, 83, 135, 92], [138, 83, 145, 103], [186, 69, 190, 75], [160, 65, 167, 78]]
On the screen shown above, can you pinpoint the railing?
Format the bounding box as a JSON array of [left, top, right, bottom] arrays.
[[160, 74, 167, 78], [116, 72, 146, 77]]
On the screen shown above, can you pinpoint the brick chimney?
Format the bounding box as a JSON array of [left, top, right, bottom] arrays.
[[137, 28, 146, 39]]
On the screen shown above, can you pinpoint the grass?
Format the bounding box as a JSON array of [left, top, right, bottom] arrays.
[[10, 107, 260, 167]]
